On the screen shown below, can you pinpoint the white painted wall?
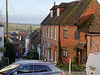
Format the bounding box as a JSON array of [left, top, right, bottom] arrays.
[[25, 38, 29, 53], [0, 27, 4, 61], [37, 44, 41, 60]]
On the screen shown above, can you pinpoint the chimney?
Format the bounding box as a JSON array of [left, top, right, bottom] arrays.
[[30, 24, 32, 33], [54, 2, 56, 6]]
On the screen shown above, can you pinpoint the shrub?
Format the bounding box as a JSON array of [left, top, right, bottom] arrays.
[[4, 42, 16, 64], [27, 49, 39, 60]]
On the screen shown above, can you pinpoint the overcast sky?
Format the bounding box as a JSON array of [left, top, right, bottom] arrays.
[[0, 0, 100, 24]]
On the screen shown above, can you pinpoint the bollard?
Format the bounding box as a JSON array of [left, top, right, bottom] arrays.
[[69, 58, 71, 74]]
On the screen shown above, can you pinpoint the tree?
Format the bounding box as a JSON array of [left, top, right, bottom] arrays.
[[4, 42, 16, 64], [27, 49, 39, 60]]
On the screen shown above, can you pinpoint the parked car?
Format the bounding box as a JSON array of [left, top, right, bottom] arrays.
[[23, 53, 27, 58], [86, 53, 100, 75], [0, 60, 65, 75]]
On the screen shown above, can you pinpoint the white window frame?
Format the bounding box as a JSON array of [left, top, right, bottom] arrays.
[[51, 26, 53, 39], [46, 26, 47, 37], [57, 8, 60, 17], [48, 27, 50, 38], [63, 49, 67, 57], [50, 10, 53, 18], [54, 27, 57, 40]]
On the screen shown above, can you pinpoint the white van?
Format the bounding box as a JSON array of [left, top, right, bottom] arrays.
[[86, 53, 100, 75]]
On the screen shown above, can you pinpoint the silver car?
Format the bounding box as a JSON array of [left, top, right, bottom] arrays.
[[0, 60, 65, 75]]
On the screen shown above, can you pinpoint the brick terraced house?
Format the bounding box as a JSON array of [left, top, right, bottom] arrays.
[[41, 0, 100, 64]]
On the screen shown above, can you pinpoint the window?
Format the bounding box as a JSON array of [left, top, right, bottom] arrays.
[[42, 26, 45, 37], [64, 30, 68, 38], [16, 65, 31, 74], [57, 8, 60, 17], [46, 26, 47, 37], [54, 27, 57, 40], [48, 27, 50, 38], [51, 27, 53, 39], [63, 50, 67, 57], [63, 47, 67, 57], [75, 31, 80, 40], [50, 10, 53, 17], [33, 65, 52, 73]]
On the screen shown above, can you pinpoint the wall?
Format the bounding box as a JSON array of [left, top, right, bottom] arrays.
[[0, 27, 4, 61], [87, 35, 100, 57], [60, 25, 79, 63], [41, 25, 59, 63]]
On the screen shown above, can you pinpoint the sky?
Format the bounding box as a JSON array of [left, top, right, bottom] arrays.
[[0, 0, 100, 24]]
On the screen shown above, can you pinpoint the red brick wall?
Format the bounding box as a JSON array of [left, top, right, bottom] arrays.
[[60, 25, 79, 63], [41, 25, 59, 62]]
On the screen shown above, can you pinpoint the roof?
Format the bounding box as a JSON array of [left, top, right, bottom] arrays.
[[50, 5, 59, 10], [30, 28, 40, 39], [75, 42, 86, 50], [41, 0, 93, 25], [14, 60, 53, 64], [32, 34, 41, 45], [78, 13, 100, 33], [0, 23, 4, 27], [58, 3, 68, 8]]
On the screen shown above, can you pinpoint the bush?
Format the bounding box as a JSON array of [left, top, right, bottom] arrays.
[[72, 64, 85, 71], [4, 42, 16, 64], [57, 63, 85, 71], [27, 49, 39, 60]]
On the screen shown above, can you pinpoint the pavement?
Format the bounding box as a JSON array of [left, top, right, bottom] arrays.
[[66, 72, 85, 75]]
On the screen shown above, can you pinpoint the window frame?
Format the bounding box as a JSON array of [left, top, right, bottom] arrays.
[[63, 30, 68, 38], [75, 31, 80, 40], [63, 49, 67, 58]]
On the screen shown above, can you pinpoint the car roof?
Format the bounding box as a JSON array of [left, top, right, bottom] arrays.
[[14, 60, 55, 65], [89, 53, 100, 56]]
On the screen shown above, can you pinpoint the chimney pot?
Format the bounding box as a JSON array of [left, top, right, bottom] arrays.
[[54, 2, 56, 6]]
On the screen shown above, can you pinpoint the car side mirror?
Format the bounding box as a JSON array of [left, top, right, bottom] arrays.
[[11, 71, 17, 75]]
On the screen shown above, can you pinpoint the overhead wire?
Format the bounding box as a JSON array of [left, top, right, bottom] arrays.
[[9, 0, 21, 25], [19, 0, 43, 16], [0, 0, 5, 13]]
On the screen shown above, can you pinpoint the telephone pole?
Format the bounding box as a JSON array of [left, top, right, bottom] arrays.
[[6, 0, 8, 38]]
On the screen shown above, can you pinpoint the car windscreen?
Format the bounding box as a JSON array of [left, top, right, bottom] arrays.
[[0, 64, 20, 74]]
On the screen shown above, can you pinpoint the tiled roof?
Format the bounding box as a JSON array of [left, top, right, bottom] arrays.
[[58, 3, 68, 8], [41, 0, 92, 25], [50, 5, 59, 10], [78, 13, 100, 33]]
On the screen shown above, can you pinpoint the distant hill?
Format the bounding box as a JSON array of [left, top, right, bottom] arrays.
[[9, 23, 40, 26], [8, 23, 40, 33]]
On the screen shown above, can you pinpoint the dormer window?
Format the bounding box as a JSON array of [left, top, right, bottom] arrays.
[[51, 10, 53, 18], [57, 8, 60, 17]]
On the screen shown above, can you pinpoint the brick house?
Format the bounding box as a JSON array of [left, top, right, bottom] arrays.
[[41, 0, 100, 64]]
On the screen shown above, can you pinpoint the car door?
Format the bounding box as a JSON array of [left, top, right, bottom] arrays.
[[33, 64, 54, 75], [13, 64, 33, 75]]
